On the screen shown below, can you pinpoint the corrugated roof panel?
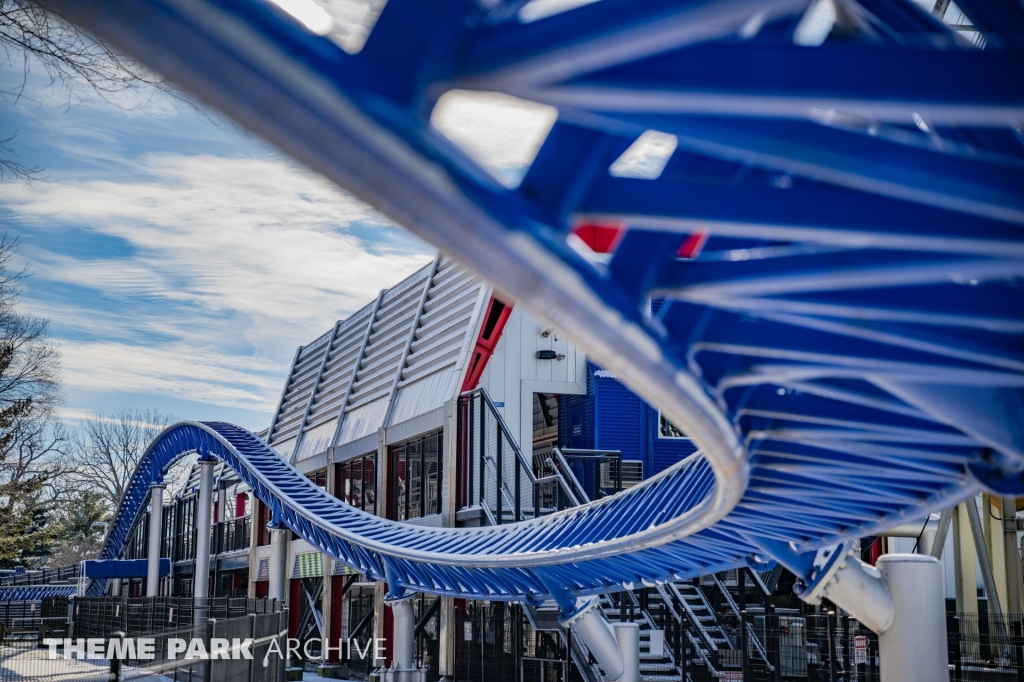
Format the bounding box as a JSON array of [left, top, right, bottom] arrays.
[[387, 263, 485, 425], [292, 419, 337, 462], [382, 262, 431, 303], [272, 436, 297, 461], [388, 368, 459, 425], [297, 305, 376, 444], [344, 278, 428, 411], [336, 394, 389, 445], [270, 343, 330, 445], [267, 253, 489, 451]]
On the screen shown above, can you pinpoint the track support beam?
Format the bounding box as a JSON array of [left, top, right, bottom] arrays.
[[386, 594, 421, 682], [193, 460, 214, 625], [146, 484, 164, 597], [268, 527, 289, 604], [755, 539, 948, 681], [875, 555, 948, 682]]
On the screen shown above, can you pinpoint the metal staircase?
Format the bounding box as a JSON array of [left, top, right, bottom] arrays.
[[464, 390, 782, 681]]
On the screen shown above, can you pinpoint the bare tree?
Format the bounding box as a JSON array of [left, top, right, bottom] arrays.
[[0, 234, 66, 566], [1, 0, 205, 181], [71, 408, 175, 508], [0, 132, 44, 182]]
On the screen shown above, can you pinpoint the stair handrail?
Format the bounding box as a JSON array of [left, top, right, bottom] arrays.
[[461, 389, 583, 520], [710, 574, 774, 672], [684, 628, 720, 678], [668, 583, 720, 652], [550, 447, 591, 505], [748, 567, 771, 596], [762, 565, 783, 595]]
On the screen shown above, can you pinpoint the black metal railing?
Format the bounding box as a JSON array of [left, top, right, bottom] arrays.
[[947, 612, 1024, 682], [0, 607, 289, 682], [71, 596, 283, 639], [0, 565, 78, 587], [456, 388, 587, 523], [214, 516, 252, 554]]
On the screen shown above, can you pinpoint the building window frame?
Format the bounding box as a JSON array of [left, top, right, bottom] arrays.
[[657, 410, 688, 439], [335, 452, 378, 517], [390, 430, 443, 521]]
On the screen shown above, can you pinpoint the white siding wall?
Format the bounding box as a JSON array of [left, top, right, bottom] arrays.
[[477, 307, 587, 453]]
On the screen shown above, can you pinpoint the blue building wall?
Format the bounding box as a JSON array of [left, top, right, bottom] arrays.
[[559, 364, 697, 482]]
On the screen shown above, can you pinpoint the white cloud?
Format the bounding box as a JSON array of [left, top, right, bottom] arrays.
[[431, 90, 557, 188], [4, 151, 433, 415], [59, 339, 283, 411]]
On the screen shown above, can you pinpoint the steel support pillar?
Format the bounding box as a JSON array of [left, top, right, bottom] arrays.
[[756, 540, 948, 682], [965, 498, 1004, 621], [561, 599, 625, 681], [611, 622, 640, 682], [193, 460, 214, 625], [146, 484, 164, 597], [1002, 496, 1021, 612], [268, 527, 289, 603], [876, 555, 948, 682], [387, 595, 418, 682], [930, 507, 953, 559]]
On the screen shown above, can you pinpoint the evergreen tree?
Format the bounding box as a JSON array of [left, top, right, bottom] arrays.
[[0, 235, 64, 567]]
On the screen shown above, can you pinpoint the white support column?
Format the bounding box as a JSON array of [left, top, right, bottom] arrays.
[[268, 528, 289, 604], [610, 622, 639, 682], [562, 600, 624, 681], [389, 596, 416, 682], [765, 540, 948, 682], [876, 555, 948, 682], [146, 484, 164, 597], [193, 460, 214, 625]]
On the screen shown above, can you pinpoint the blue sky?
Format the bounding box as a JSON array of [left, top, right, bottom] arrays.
[[0, 62, 435, 431]]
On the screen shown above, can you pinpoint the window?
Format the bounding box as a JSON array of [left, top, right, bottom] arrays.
[[336, 453, 377, 516], [390, 431, 443, 521], [658, 412, 687, 439]]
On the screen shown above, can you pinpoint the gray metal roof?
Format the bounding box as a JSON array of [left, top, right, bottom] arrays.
[[267, 254, 487, 462]]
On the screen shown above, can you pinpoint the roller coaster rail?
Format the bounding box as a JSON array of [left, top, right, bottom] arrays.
[[41, 0, 1024, 650]]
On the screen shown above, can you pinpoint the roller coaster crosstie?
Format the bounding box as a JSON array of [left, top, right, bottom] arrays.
[[45, 0, 1023, 673]]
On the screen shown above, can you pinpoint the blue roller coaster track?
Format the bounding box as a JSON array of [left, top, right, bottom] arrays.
[[44, 0, 1024, 604]]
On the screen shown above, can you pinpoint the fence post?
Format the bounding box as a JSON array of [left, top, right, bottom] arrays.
[[250, 613, 258, 682], [1014, 619, 1024, 682], [769, 604, 780, 682], [678, 618, 686, 682], [515, 447, 521, 521], [496, 417, 503, 525], [827, 610, 837, 682], [110, 630, 124, 682], [478, 397, 485, 515], [204, 618, 215, 682], [740, 610, 748, 681], [842, 613, 850, 682], [949, 614, 962, 676]]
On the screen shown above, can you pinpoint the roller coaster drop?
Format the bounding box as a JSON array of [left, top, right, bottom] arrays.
[[38, 0, 1024, 678]]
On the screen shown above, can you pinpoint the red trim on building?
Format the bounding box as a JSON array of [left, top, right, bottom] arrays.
[[460, 296, 513, 392], [328, 575, 346, 662]]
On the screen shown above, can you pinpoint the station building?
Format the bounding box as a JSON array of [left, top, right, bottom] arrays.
[[114, 254, 1013, 682]]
